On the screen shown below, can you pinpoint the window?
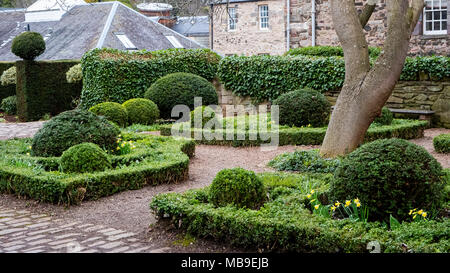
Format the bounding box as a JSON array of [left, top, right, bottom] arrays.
[[166, 35, 184, 48], [228, 7, 237, 31], [115, 34, 137, 50], [259, 5, 269, 29], [423, 0, 447, 35]]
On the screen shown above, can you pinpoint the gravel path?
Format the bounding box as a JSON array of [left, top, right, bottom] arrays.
[[0, 123, 448, 253]]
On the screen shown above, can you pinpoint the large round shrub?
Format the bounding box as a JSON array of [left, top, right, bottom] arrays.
[[190, 106, 218, 128], [32, 109, 120, 157], [373, 107, 393, 125], [330, 138, 445, 222], [272, 89, 331, 127], [433, 134, 450, 154], [89, 102, 128, 127], [209, 168, 266, 209], [145, 72, 218, 119], [0, 95, 17, 115], [11, 32, 46, 60], [122, 98, 159, 125], [60, 143, 111, 173]]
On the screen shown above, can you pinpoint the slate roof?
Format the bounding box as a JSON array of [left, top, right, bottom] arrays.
[[0, 2, 203, 61], [173, 16, 209, 37]]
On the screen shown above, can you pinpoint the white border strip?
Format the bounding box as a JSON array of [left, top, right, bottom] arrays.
[[95, 1, 119, 48]]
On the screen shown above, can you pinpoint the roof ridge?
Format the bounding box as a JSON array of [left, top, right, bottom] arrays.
[[95, 1, 119, 48]]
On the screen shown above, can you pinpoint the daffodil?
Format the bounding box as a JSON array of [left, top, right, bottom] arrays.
[[310, 189, 315, 194], [409, 209, 416, 215], [413, 215, 417, 219], [335, 201, 341, 207], [331, 206, 336, 211], [309, 199, 316, 203], [345, 200, 351, 207], [116, 147, 120, 150], [307, 194, 312, 199], [356, 202, 361, 208], [417, 209, 424, 215], [314, 204, 320, 210], [354, 198, 360, 204]]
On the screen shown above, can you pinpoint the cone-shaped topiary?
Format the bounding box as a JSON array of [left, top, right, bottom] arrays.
[[89, 102, 128, 127], [373, 107, 393, 125], [144, 72, 218, 119], [190, 106, 218, 128], [209, 168, 266, 209], [122, 98, 159, 125], [32, 109, 120, 157], [60, 143, 112, 173], [272, 88, 331, 127], [330, 138, 445, 222], [11, 32, 46, 60]]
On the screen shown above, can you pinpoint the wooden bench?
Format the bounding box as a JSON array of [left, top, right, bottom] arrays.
[[387, 108, 435, 122]]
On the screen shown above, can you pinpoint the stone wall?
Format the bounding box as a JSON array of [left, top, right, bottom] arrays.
[[214, 79, 450, 128], [211, 0, 449, 56]]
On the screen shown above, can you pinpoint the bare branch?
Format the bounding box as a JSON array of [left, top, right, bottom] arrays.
[[359, 3, 376, 27]]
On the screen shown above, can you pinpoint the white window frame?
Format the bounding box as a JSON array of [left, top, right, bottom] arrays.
[[423, 0, 447, 35], [228, 7, 237, 31], [165, 35, 184, 48], [115, 34, 137, 50], [259, 5, 269, 30]]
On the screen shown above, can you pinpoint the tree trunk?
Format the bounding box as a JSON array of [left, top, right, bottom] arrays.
[[320, 0, 424, 158]]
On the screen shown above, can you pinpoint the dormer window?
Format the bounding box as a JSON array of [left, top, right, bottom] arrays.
[[165, 35, 183, 48], [115, 33, 137, 50]]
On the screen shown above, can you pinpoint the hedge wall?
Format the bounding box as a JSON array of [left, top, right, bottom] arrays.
[[218, 55, 450, 102], [80, 48, 221, 109], [284, 45, 381, 59], [0, 61, 16, 102], [16, 60, 82, 121]]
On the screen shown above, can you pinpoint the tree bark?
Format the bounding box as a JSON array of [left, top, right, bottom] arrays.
[[320, 0, 424, 158]]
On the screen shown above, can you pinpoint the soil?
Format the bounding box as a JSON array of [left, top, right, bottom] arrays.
[[0, 111, 18, 122]]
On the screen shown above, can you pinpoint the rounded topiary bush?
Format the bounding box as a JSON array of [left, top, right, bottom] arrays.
[[32, 109, 120, 157], [373, 107, 393, 125], [60, 143, 111, 173], [11, 32, 46, 60], [433, 134, 450, 154], [122, 98, 159, 125], [1, 66, 16, 86], [209, 168, 266, 209], [330, 138, 445, 222], [89, 102, 128, 127], [1, 95, 17, 115], [190, 106, 218, 128], [145, 72, 218, 119], [272, 89, 331, 127], [66, 63, 82, 83]]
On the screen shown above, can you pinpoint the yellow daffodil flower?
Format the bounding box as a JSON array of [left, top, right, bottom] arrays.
[[354, 198, 360, 204], [413, 215, 417, 219], [307, 194, 312, 199], [422, 212, 427, 218], [335, 201, 341, 207], [417, 209, 424, 215], [331, 206, 336, 211], [345, 200, 351, 207], [356, 202, 361, 208], [309, 199, 316, 203], [314, 204, 320, 210], [310, 189, 315, 194]]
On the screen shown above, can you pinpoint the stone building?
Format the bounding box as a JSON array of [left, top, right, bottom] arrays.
[[210, 0, 449, 56]]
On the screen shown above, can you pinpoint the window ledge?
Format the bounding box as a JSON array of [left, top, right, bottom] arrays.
[[420, 34, 448, 40]]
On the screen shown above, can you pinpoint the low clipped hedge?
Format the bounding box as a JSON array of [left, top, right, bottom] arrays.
[[151, 173, 450, 253], [80, 48, 221, 109], [434, 134, 450, 154], [0, 133, 194, 205], [161, 118, 428, 147], [285, 46, 381, 59]]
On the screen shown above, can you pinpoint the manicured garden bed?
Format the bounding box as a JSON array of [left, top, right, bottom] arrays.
[[151, 172, 450, 253], [0, 132, 194, 205], [160, 115, 428, 146]]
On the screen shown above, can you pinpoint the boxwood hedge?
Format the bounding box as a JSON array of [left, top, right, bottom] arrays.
[[80, 48, 221, 109], [434, 133, 450, 154], [0, 133, 194, 205], [151, 172, 450, 253]]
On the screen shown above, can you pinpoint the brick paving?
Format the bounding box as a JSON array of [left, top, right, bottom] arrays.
[[0, 206, 171, 253]]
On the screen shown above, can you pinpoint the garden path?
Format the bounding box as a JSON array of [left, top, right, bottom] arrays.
[[0, 123, 448, 253]]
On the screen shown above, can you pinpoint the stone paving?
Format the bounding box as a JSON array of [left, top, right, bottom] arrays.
[[0, 206, 168, 253], [0, 121, 45, 140]]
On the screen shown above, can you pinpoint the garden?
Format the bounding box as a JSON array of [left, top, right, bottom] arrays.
[[0, 31, 449, 253]]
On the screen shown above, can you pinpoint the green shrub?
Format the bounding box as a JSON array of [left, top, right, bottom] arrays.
[[89, 102, 128, 127], [66, 64, 82, 83], [145, 72, 218, 119], [330, 138, 445, 222], [272, 89, 331, 127], [218, 55, 449, 102], [373, 107, 394, 125], [269, 149, 340, 174], [32, 109, 120, 157], [209, 168, 266, 209], [0, 62, 16, 102], [190, 106, 218, 128], [60, 143, 111, 173], [433, 134, 450, 154], [122, 98, 159, 125], [11, 32, 46, 60], [80, 48, 221, 109], [285, 46, 381, 58], [0, 95, 17, 115], [1, 66, 16, 86]]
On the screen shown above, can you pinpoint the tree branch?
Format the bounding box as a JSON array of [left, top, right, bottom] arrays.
[[359, 2, 376, 27]]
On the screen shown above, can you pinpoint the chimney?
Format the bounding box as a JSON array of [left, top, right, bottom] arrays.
[[137, 2, 176, 28]]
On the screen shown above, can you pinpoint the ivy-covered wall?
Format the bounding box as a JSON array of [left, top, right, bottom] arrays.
[[16, 60, 82, 121], [0, 61, 16, 102]]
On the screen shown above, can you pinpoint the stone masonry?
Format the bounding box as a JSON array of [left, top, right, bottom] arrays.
[[211, 0, 449, 56]]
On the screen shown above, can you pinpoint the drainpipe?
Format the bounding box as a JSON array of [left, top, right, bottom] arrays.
[[210, 3, 214, 50], [286, 0, 290, 51], [311, 0, 316, 46]]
